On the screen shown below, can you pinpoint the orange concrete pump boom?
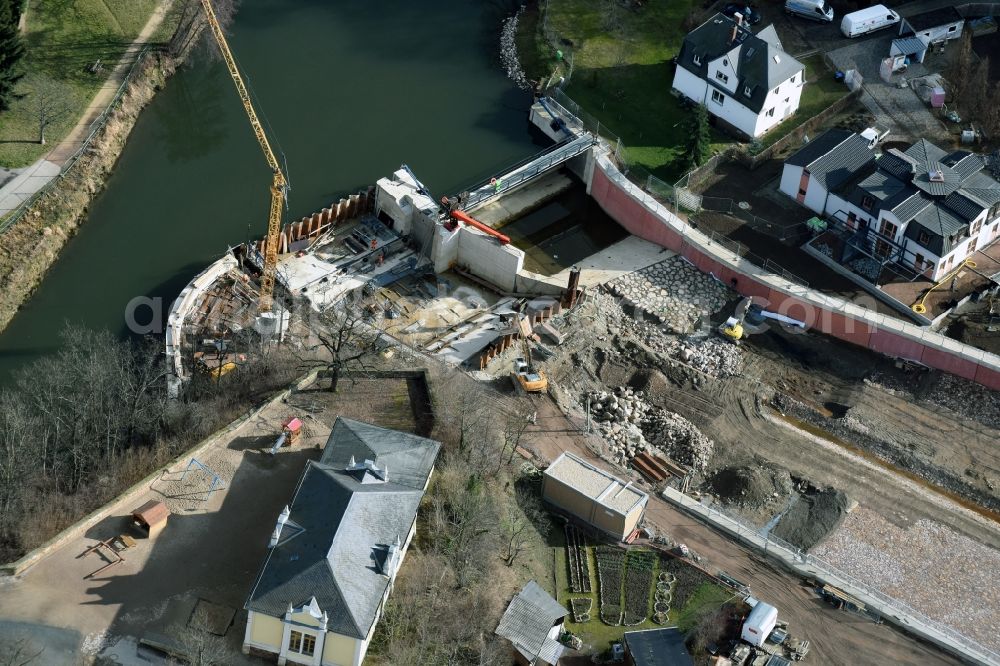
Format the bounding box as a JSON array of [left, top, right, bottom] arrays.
[[199, 0, 286, 314], [449, 209, 511, 244]]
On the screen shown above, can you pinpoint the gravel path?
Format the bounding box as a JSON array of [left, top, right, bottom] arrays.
[[813, 506, 1000, 652]]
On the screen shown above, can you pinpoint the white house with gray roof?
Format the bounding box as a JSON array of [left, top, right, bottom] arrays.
[[242, 418, 440, 666], [672, 13, 805, 139], [782, 130, 1000, 281]]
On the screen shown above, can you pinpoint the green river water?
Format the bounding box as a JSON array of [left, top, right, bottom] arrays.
[[0, 0, 544, 379]]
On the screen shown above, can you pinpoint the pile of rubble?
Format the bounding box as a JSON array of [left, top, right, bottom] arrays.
[[927, 373, 1000, 430], [672, 337, 743, 378], [589, 292, 743, 379], [585, 386, 714, 471], [607, 257, 731, 333]]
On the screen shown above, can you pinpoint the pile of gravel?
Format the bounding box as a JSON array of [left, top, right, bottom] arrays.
[[772, 487, 849, 551], [584, 386, 714, 470]]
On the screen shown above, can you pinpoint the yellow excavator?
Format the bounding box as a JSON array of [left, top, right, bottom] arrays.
[[200, 0, 286, 315], [512, 315, 548, 393]]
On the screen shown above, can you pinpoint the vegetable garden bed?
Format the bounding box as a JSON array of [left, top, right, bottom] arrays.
[[596, 546, 625, 625], [623, 550, 657, 625]]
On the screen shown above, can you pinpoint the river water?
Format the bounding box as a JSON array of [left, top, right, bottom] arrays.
[[0, 0, 543, 379]]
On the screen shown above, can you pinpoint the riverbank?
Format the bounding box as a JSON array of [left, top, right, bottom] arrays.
[[0, 52, 179, 335]]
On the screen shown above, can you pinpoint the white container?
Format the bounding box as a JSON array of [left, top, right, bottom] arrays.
[[840, 5, 900, 38], [785, 0, 834, 23], [741, 601, 779, 647]]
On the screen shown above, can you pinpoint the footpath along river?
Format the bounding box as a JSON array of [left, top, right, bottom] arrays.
[[0, 0, 544, 380]]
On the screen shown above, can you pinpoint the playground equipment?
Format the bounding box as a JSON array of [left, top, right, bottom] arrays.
[[268, 417, 303, 455], [181, 458, 224, 501]]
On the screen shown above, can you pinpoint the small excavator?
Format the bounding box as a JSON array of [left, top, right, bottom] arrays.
[[718, 299, 807, 343], [512, 315, 548, 393]]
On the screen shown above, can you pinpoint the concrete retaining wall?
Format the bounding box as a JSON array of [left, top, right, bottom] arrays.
[[587, 151, 1000, 391], [455, 226, 524, 293], [0, 370, 321, 578]]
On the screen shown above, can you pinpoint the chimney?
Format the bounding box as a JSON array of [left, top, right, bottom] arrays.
[[269, 505, 291, 548], [729, 13, 743, 44]]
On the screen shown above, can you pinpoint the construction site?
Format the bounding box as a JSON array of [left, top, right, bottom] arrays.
[[149, 20, 1000, 658], [3, 1, 994, 663]]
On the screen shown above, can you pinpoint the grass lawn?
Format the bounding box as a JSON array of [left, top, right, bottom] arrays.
[[552, 532, 736, 658], [757, 54, 848, 150], [529, 0, 730, 182], [0, 0, 160, 168]]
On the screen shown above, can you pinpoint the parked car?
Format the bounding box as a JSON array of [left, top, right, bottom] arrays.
[[784, 0, 834, 23], [722, 3, 761, 25]]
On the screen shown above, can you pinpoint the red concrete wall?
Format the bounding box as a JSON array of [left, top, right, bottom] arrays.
[[974, 364, 1000, 391], [589, 159, 1000, 390], [919, 347, 981, 382]]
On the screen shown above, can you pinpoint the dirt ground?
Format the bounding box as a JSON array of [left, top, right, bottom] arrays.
[[0, 375, 426, 664], [518, 281, 1000, 661], [520, 395, 963, 666]]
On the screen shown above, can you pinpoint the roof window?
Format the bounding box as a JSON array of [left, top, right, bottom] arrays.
[[773, 54, 781, 63]]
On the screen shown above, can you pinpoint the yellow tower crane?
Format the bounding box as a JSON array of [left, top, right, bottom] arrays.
[[199, 0, 286, 315]]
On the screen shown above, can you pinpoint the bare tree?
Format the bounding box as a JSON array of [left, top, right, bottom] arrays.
[[0, 634, 44, 666], [497, 404, 534, 472], [946, 31, 973, 101], [167, 622, 232, 666], [967, 56, 992, 121], [305, 291, 384, 392], [501, 486, 550, 567], [28, 75, 73, 145]]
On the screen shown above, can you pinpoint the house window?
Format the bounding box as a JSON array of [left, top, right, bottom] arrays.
[[716, 71, 729, 84], [288, 630, 316, 657], [784, 97, 790, 103], [948, 25, 957, 32], [847, 212, 857, 230], [914, 253, 925, 271], [773, 86, 780, 94], [875, 238, 892, 258], [791, 75, 796, 83], [971, 219, 983, 236], [723, 59, 728, 66], [969, 238, 978, 255], [766, 107, 775, 117], [917, 230, 931, 246], [926, 262, 935, 275], [878, 218, 898, 240], [861, 195, 876, 213], [693, 54, 701, 66], [712, 90, 725, 105]]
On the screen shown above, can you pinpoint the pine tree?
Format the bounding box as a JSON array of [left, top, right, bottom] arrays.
[[685, 104, 711, 168], [0, 0, 25, 112]]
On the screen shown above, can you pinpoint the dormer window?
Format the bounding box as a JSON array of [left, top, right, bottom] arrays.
[[917, 230, 931, 246], [744, 85, 752, 97], [693, 54, 701, 66], [861, 195, 875, 213]]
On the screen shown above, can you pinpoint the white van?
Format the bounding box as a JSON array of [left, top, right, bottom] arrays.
[[785, 0, 834, 23], [840, 5, 900, 38]]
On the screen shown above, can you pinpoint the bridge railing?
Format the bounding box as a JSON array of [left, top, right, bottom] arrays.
[[463, 134, 595, 211]]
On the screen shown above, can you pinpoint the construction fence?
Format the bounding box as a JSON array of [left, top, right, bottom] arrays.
[[661, 487, 1000, 666], [0, 47, 151, 236]]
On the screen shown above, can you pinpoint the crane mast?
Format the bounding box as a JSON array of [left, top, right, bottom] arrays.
[[199, 0, 285, 314]]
